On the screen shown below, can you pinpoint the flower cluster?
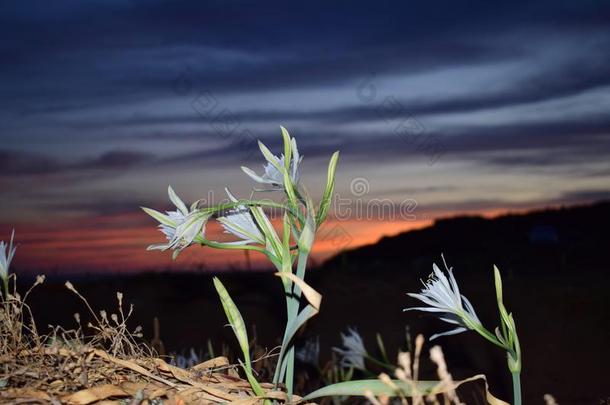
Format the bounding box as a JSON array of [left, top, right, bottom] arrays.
[[143, 127, 342, 398], [143, 127, 338, 264]]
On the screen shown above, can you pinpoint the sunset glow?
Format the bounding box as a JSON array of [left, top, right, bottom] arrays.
[[2, 1, 609, 274]]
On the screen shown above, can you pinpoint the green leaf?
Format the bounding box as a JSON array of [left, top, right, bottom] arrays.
[[213, 277, 249, 358], [274, 273, 322, 385], [212, 277, 265, 397], [376, 333, 389, 364], [301, 379, 438, 401], [281, 126, 292, 173], [316, 151, 339, 225], [297, 193, 316, 254], [493, 266, 514, 343], [258, 140, 283, 172], [493, 265, 504, 306], [283, 167, 298, 207], [301, 375, 510, 405], [279, 213, 293, 284], [250, 206, 282, 258], [277, 304, 319, 383]]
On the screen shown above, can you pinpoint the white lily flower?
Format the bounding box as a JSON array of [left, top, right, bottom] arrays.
[[295, 335, 320, 366], [217, 188, 265, 245], [241, 136, 302, 189], [332, 327, 368, 370], [0, 230, 17, 281], [144, 186, 208, 254], [404, 260, 483, 340], [171, 347, 201, 369]]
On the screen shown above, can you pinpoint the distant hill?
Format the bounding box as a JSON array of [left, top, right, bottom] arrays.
[[320, 201, 610, 275]]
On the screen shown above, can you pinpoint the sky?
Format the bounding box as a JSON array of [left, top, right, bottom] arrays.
[[1, 0, 610, 273]]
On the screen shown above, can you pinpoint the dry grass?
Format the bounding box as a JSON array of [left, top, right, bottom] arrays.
[[364, 334, 512, 405], [0, 276, 288, 405]]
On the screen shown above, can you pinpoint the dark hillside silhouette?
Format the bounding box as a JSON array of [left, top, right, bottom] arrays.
[[321, 201, 610, 276]]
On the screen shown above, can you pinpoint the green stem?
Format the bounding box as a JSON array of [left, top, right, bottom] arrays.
[[196, 237, 267, 253], [460, 313, 505, 350], [477, 327, 504, 349], [204, 199, 288, 213], [511, 371, 522, 405], [279, 250, 309, 395], [2, 276, 9, 302], [2, 277, 10, 325], [205, 199, 308, 226], [364, 354, 396, 372], [285, 346, 295, 397]]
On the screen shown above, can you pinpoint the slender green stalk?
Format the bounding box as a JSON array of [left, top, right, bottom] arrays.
[[2, 277, 8, 301], [284, 347, 295, 397], [273, 250, 309, 393], [2, 277, 9, 317], [364, 353, 395, 372], [196, 237, 267, 253], [203, 199, 307, 225], [512, 371, 522, 405], [286, 250, 309, 396]]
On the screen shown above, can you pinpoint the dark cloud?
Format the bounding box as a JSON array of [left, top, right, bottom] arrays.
[[2, 0, 609, 116], [139, 112, 610, 172], [0, 149, 156, 176], [41, 199, 146, 217], [0, 149, 61, 175], [557, 189, 610, 204], [75, 150, 154, 170]]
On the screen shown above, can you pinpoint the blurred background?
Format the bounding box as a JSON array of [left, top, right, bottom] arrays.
[[1, 1, 610, 403]]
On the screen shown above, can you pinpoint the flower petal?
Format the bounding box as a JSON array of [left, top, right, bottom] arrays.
[[168, 186, 189, 216], [403, 306, 451, 313], [430, 327, 468, 341], [461, 295, 482, 323], [241, 166, 271, 184], [142, 207, 175, 227]]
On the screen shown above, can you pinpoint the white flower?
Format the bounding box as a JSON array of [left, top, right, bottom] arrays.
[[171, 348, 201, 369], [404, 260, 482, 340], [333, 327, 367, 370], [241, 134, 302, 189], [217, 188, 264, 245], [0, 230, 17, 280], [295, 335, 320, 366], [143, 186, 209, 254]]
